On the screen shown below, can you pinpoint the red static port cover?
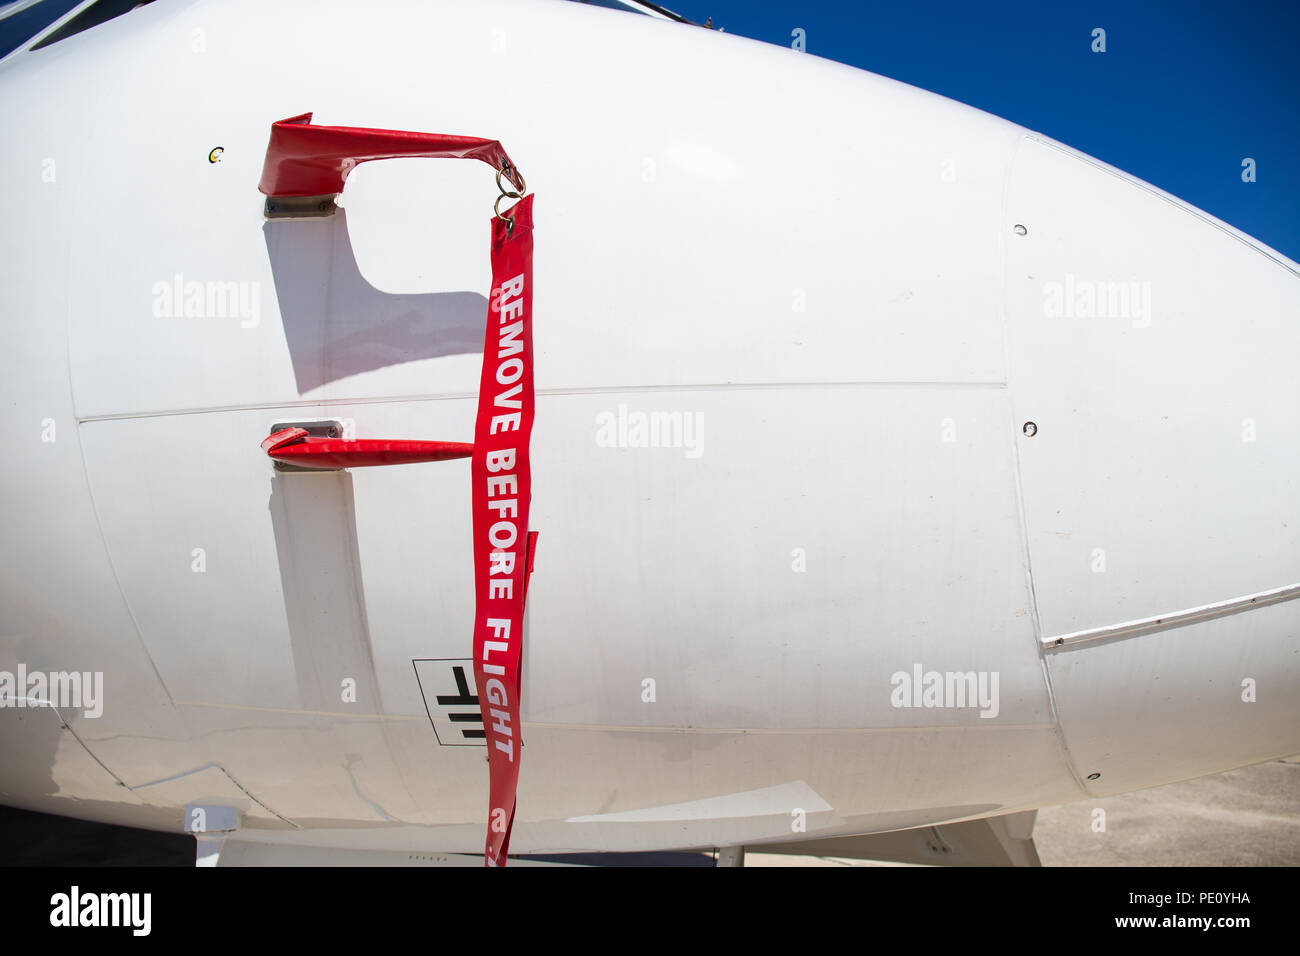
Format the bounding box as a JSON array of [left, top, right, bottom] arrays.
[[258, 112, 524, 198], [262, 427, 472, 470]]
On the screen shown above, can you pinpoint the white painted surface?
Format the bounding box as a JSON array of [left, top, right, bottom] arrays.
[[0, 0, 1295, 853]]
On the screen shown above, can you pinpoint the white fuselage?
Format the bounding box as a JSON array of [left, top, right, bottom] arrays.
[[0, 0, 1297, 855]]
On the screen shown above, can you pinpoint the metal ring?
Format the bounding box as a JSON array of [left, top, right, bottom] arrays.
[[494, 192, 517, 229], [496, 165, 526, 198], [495, 164, 525, 231]]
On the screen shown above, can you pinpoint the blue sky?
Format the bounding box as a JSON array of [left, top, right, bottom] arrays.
[[688, 0, 1300, 262]]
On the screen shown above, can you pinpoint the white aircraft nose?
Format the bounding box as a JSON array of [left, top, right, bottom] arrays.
[[1001, 135, 1300, 794]]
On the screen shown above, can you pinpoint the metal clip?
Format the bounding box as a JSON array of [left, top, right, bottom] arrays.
[[494, 164, 526, 231]]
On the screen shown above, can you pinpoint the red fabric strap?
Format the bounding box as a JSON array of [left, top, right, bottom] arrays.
[[472, 195, 536, 866]]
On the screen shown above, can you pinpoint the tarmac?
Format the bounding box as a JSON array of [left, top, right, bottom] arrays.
[[2, 757, 1297, 866], [746, 756, 1300, 866]]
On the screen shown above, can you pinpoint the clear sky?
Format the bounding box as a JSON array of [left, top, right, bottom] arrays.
[[686, 0, 1300, 262]]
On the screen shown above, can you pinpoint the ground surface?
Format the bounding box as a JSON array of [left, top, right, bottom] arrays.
[[745, 756, 1300, 866], [2, 758, 1296, 866]]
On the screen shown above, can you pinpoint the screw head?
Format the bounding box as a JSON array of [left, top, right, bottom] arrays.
[[1022, 421, 1038, 437]]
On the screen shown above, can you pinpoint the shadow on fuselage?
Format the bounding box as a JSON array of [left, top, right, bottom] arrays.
[[268, 470, 384, 717], [263, 208, 486, 394]]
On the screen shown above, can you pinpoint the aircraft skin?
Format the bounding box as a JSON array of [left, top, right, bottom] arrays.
[[0, 0, 1297, 859]]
